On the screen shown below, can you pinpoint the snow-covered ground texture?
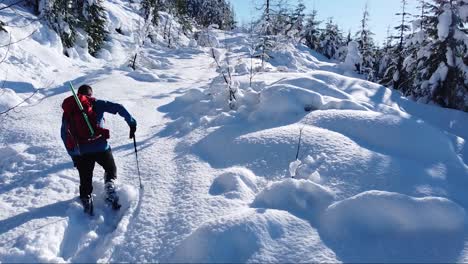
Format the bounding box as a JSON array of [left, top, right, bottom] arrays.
[[1, 1, 468, 263]]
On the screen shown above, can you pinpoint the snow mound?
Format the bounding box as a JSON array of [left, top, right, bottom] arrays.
[[0, 88, 26, 112], [320, 191, 466, 263], [115, 184, 138, 213], [209, 167, 258, 201], [0, 217, 67, 263], [194, 119, 466, 203], [250, 81, 368, 122], [126, 70, 160, 83], [302, 110, 459, 164], [196, 29, 219, 48], [0, 143, 36, 180], [269, 43, 320, 72], [194, 123, 371, 179], [252, 179, 334, 224], [293, 154, 327, 181], [234, 62, 249, 75], [171, 208, 337, 263], [178, 88, 206, 103]]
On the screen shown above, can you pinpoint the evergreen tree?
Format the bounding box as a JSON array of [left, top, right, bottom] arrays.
[[186, 0, 235, 30], [302, 9, 321, 51], [256, 0, 273, 35], [402, 0, 433, 91], [410, 0, 468, 111], [346, 30, 353, 45], [284, 1, 306, 40], [82, 0, 108, 56], [380, 0, 411, 90], [355, 3, 377, 80], [173, 0, 192, 33], [141, 0, 163, 27], [255, 0, 292, 36], [377, 27, 394, 80], [40, 0, 108, 56], [318, 18, 344, 60], [43, 0, 79, 50], [255, 35, 275, 69]]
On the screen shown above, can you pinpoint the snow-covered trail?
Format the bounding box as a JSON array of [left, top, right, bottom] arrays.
[[106, 49, 224, 262], [0, 44, 221, 262]]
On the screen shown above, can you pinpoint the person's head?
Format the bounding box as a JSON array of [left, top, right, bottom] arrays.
[[78, 84, 93, 96]]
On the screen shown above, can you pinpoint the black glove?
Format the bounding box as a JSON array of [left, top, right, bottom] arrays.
[[129, 124, 137, 139]]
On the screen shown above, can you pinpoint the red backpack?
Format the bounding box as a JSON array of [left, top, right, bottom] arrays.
[[62, 94, 109, 150]]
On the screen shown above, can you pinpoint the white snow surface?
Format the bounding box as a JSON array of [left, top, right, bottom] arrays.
[[1, 2, 468, 263]]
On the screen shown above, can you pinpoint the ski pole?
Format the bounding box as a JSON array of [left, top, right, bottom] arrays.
[[69, 82, 95, 137], [133, 136, 143, 189]]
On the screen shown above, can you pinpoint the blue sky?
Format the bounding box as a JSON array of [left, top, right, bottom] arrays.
[[231, 0, 419, 45]]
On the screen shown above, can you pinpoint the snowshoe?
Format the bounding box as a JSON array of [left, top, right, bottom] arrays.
[[81, 196, 94, 216], [105, 182, 121, 210]]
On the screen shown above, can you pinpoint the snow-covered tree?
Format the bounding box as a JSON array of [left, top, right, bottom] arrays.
[[376, 27, 394, 80], [141, 0, 163, 27], [380, 0, 412, 89], [82, 0, 108, 56], [302, 9, 321, 51], [42, 0, 79, 50], [319, 18, 344, 60], [401, 0, 434, 93], [255, 35, 275, 69], [284, 1, 306, 40], [255, 0, 293, 36], [39, 0, 108, 56], [342, 41, 363, 72], [186, 0, 235, 30], [173, 0, 192, 33], [410, 0, 468, 111], [355, 3, 377, 80], [345, 30, 353, 45]]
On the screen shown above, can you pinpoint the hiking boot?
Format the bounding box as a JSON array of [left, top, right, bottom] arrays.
[[105, 181, 121, 210], [81, 196, 94, 216]]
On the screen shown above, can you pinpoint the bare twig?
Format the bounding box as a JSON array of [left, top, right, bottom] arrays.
[[248, 21, 258, 87], [5, 15, 43, 28], [295, 126, 304, 160], [0, 29, 37, 48], [0, 89, 39, 115], [209, 44, 229, 85], [207, 28, 236, 109]]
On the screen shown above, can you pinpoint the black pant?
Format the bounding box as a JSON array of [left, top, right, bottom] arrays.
[[75, 149, 117, 199]]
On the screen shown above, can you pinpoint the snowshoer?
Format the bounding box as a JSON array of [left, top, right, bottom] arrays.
[[61, 84, 137, 215]]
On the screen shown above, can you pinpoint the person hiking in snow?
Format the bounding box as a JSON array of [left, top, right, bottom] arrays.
[[61, 84, 137, 215]]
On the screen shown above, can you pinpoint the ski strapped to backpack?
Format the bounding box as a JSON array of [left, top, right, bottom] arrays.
[[69, 81, 95, 137]]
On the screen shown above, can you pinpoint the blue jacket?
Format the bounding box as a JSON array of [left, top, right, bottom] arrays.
[[61, 99, 136, 156]]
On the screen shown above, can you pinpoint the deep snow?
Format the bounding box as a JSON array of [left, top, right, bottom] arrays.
[[1, 1, 468, 263]]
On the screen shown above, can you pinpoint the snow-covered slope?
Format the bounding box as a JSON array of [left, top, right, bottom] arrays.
[[1, 2, 468, 263]]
